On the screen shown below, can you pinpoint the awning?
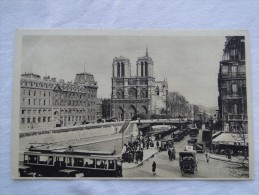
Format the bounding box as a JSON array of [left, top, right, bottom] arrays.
[[212, 133, 248, 146]]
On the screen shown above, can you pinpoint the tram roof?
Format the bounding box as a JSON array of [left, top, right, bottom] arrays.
[[28, 148, 115, 155]]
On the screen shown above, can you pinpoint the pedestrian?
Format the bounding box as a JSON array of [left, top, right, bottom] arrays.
[[147, 141, 149, 150], [156, 140, 159, 148], [206, 152, 210, 163], [152, 161, 156, 175], [168, 149, 172, 160]]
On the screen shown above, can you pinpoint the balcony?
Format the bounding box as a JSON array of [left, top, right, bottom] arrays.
[[225, 94, 242, 100], [228, 114, 243, 121]]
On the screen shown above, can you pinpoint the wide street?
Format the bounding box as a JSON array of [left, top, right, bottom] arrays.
[[123, 128, 239, 179]]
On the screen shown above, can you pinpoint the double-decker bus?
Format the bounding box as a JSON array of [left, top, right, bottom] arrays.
[[19, 147, 122, 177]]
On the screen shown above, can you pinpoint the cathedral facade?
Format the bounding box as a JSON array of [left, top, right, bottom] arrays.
[[111, 48, 168, 120]]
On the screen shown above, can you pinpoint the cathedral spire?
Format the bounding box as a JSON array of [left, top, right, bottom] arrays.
[[146, 46, 148, 57]]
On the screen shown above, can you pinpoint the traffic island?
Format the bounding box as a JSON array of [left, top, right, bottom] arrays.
[[123, 148, 159, 169]]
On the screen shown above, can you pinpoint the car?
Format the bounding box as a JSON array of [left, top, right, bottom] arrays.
[[179, 151, 198, 174]]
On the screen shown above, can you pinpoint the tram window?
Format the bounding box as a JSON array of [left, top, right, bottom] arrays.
[[38, 156, 48, 164], [108, 160, 115, 169], [48, 156, 53, 165], [74, 158, 84, 167], [84, 159, 95, 168], [28, 155, 37, 163], [24, 155, 29, 163], [67, 157, 72, 166], [96, 160, 107, 169]]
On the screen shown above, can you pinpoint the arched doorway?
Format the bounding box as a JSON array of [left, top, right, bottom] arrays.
[[118, 107, 124, 121], [139, 105, 148, 115], [128, 105, 137, 118]]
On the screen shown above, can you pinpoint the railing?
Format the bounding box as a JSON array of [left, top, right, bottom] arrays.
[[228, 114, 243, 121], [225, 94, 242, 99]]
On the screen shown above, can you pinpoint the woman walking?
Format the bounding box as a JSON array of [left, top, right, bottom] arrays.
[[152, 161, 157, 175]]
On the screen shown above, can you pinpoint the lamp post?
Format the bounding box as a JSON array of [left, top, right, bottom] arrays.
[[137, 117, 141, 150]]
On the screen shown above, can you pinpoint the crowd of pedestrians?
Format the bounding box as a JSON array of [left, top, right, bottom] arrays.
[[122, 137, 154, 164]]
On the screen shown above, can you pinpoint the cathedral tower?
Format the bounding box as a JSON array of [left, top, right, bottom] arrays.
[[112, 56, 131, 78], [136, 47, 154, 78]]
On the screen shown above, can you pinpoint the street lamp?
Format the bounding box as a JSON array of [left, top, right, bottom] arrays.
[[137, 117, 141, 150]]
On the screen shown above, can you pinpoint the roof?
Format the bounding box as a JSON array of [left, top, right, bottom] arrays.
[[212, 133, 248, 145]]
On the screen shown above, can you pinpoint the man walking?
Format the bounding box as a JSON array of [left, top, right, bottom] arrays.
[[152, 161, 156, 175], [206, 152, 210, 163]]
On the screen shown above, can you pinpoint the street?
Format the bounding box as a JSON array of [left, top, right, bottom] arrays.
[[123, 128, 239, 178]]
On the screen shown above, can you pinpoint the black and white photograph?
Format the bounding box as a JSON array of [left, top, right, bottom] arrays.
[[12, 30, 253, 179]]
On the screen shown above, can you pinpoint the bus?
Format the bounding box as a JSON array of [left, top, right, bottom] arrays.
[[19, 147, 122, 177]]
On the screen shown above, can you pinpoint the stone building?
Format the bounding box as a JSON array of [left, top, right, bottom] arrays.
[[20, 72, 98, 130], [96, 98, 103, 119], [218, 36, 247, 133], [111, 48, 168, 120]]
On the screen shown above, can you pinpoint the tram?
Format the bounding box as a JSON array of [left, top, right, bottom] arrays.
[[19, 147, 123, 177]]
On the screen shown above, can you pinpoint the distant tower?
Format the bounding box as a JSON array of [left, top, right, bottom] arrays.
[[112, 56, 131, 78], [136, 47, 154, 77]]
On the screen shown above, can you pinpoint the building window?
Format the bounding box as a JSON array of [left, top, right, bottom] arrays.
[[23, 99, 25, 105], [33, 117, 36, 123], [27, 110, 31, 114], [44, 91, 46, 97], [38, 117, 41, 123], [28, 90, 31, 96], [44, 100, 46, 105], [21, 118, 25, 124], [22, 110, 25, 114], [48, 117, 51, 122], [27, 118, 30, 123], [34, 99, 36, 105], [232, 83, 238, 94], [28, 99, 30, 105], [231, 66, 237, 77], [49, 100, 50, 105], [34, 91, 36, 96], [43, 117, 46, 122], [117, 62, 120, 77], [39, 99, 41, 105], [38, 110, 41, 114], [49, 92, 51, 97]]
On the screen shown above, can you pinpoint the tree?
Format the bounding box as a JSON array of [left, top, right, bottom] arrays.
[[102, 98, 111, 118], [165, 91, 189, 118]]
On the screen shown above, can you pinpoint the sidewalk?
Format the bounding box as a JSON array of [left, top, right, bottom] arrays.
[[210, 154, 249, 164], [122, 148, 159, 169]]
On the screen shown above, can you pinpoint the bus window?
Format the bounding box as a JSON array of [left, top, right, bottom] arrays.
[[74, 158, 84, 167], [38, 155, 48, 164], [29, 155, 37, 163]]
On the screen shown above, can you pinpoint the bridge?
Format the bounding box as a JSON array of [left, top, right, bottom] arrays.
[[130, 119, 189, 128]]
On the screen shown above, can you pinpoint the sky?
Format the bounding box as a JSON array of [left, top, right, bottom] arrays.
[[21, 35, 226, 107]]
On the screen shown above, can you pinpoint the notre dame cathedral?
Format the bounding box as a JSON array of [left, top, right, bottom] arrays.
[[111, 48, 168, 120]]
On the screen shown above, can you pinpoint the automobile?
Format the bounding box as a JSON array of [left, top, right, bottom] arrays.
[[97, 118, 105, 123], [105, 118, 118, 122], [160, 139, 174, 151], [195, 143, 205, 153], [19, 166, 42, 177], [179, 151, 198, 174], [187, 138, 197, 145]]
